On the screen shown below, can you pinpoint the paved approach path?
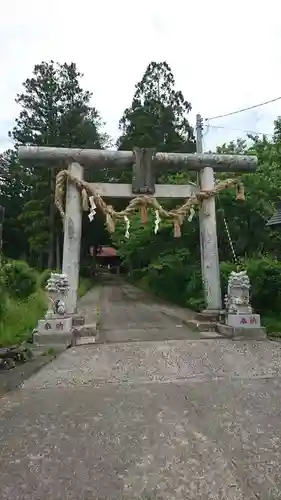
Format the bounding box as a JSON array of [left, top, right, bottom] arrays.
[[1, 282, 281, 499], [98, 280, 212, 342]]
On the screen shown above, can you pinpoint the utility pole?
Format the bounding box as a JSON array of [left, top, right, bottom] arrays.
[[196, 114, 222, 315], [196, 114, 204, 280], [196, 114, 204, 155]]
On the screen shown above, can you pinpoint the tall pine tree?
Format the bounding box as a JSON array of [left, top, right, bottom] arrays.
[[118, 61, 196, 153], [5, 61, 109, 268], [0, 149, 31, 259]]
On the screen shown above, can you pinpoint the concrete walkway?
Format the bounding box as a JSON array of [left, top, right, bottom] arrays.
[[98, 280, 218, 342], [1, 282, 281, 499]]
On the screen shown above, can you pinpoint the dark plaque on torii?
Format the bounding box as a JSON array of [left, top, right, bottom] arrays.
[[132, 147, 156, 195]]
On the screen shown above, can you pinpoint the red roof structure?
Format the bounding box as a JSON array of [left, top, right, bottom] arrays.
[[90, 246, 117, 258]]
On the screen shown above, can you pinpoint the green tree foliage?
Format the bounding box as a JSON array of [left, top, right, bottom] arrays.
[[216, 131, 281, 261], [111, 211, 201, 308], [10, 61, 108, 149], [113, 101, 281, 320], [116, 62, 196, 183], [1, 260, 37, 299], [110, 61, 200, 273], [0, 149, 31, 259], [118, 61, 195, 152], [111, 63, 203, 302], [220, 257, 281, 315], [1, 61, 109, 268], [2, 56, 281, 327]]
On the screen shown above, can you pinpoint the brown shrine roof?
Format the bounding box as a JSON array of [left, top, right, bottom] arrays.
[[96, 246, 117, 257]]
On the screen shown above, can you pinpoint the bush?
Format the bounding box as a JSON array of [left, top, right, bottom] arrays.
[[0, 290, 47, 346], [245, 257, 281, 314], [134, 254, 281, 317], [80, 258, 93, 278], [185, 267, 205, 311], [220, 257, 281, 315], [1, 260, 37, 300], [37, 268, 60, 290], [78, 277, 94, 297], [220, 261, 237, 303], [183, 256, 281, 315], [137, 249, 205, 310], [0, 274, 8, 321], [143, 250, 191, 306]]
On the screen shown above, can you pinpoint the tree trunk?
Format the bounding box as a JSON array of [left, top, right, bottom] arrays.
[[38, 252, 43, 270], [47, 170, 56, 269], [47, 205, 55, 269], [55, 231, 61, 270]]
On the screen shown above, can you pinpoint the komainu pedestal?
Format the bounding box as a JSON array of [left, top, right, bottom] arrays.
[[217, 270, 267, 340], [34, 273, 73, 348]]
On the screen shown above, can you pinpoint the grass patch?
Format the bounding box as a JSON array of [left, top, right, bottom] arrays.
[[0, 274, 94, 347], [42, 347, 58, 357], [0, 289, 47, 347], [263, 314, 281, 337], [78, 277, 94, 298]]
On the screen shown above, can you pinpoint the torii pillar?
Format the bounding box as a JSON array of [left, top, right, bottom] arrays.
[[62, 162, 83, 315], [18, 146, 257, 319]]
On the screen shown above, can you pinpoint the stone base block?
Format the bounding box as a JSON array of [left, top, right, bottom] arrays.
[[226, 313, 261, 328], [35, 317, 73, 348], [33, 332, 72, 348], [217, 323, 267, 341], [72, 323, 97, 346], [38, 317, 72, 334]]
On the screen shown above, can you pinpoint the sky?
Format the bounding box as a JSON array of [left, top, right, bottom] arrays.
[[1, 0, 281, 153]]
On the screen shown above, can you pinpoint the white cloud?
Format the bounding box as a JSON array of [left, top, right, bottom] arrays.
[[1, 0, 281, 152]]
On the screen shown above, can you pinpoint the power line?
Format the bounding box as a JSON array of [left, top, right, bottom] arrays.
[[206, 96, 281, 121], [206, 124, 273, 137]]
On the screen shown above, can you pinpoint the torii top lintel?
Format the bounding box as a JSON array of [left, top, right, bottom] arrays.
[[18, 146, 258, 173]]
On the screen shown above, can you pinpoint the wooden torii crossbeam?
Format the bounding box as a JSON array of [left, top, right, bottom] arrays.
[[18, 146, 257, 170], [18, 146, 258, 317]]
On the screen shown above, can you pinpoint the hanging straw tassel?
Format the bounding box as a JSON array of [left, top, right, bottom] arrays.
[[173, 218, 182, 238], [236, 182, 245, 201], [81, 189, 89, 211], [106, 213, 115, 233], [140, 203, 148, 223], [55, 170, 67, 217], [106, 206, 115, 233], [124, 216, 130, 239]]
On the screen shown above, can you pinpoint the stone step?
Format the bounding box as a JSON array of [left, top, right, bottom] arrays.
[[98, 327, 207, 343], [186, 320, 218, 332], [217, 323, 267, 341], [195, 312, 222, 323], [72, 315, 85, 327], [73, 323, 97, 336], [197, 331, 224, 339], [72, 323, 98, 347], [34, 332, 72, 347], [74, 336, 96, 346]]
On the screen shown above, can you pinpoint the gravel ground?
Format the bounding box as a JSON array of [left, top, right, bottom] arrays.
[[0, 282, 280, 499]]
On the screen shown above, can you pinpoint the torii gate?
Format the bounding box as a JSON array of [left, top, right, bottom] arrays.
[[18, 145, 257, 319]]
